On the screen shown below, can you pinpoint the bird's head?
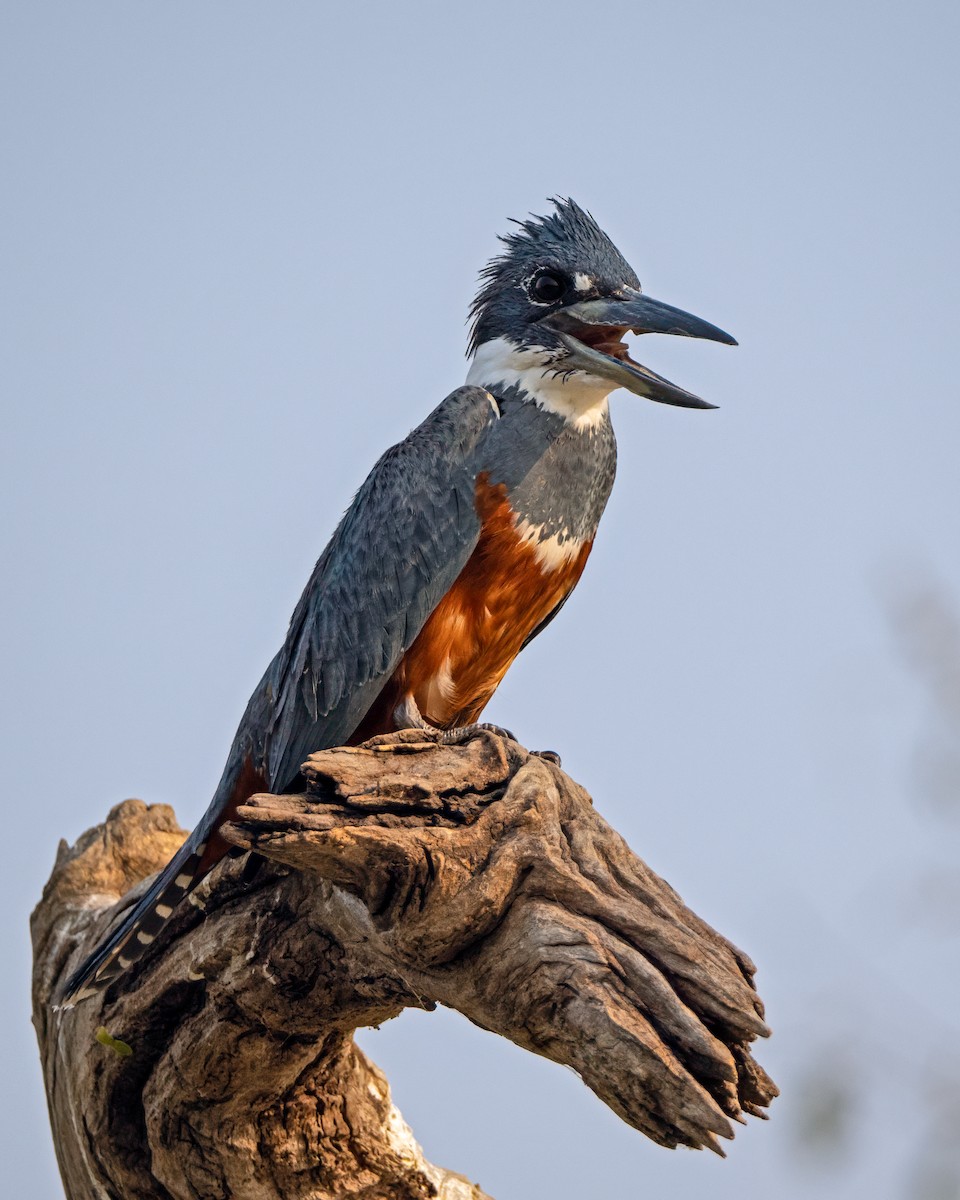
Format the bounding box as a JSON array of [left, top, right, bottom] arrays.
[[467, 198, 736, 425]]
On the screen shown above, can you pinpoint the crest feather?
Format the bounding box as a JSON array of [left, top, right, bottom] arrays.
[[468, 198, 635, 355]]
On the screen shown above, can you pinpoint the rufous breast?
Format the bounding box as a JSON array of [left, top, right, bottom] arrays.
[[391, 472, 593, 728]]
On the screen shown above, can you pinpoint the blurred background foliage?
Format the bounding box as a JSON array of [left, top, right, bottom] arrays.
[[789, 574, 960, 1199]]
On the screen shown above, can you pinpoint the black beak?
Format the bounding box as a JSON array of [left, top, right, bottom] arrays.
[[538, 288, 736, 409]]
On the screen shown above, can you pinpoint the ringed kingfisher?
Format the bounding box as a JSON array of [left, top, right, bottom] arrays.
[[61, 199, 736, 1004]]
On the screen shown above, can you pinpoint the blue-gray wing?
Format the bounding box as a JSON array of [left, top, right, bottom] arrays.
[[260, 386, 498, 791]]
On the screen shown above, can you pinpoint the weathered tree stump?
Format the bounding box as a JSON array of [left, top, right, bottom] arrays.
[[32, 731, 777, 1199]]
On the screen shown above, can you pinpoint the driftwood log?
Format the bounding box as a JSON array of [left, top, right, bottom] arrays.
[[32, 731, 777, 1199]]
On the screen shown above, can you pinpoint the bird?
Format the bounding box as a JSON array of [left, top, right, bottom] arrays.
[[60, 198, 736, 1004]]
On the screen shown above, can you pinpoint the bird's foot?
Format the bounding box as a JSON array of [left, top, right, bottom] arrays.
[[438, 721, 518, 746], [393, 696, 516, 747], [532, 749, 562, 768]]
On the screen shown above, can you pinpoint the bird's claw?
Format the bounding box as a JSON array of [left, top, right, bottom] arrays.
[[393, 697, 517, 748], [532, 749, 562, 768], [438, 721, 517, 746]]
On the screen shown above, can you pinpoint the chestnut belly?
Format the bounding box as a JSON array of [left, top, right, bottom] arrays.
[[402, 532, 592, 727], [351, 478, 593, 739]]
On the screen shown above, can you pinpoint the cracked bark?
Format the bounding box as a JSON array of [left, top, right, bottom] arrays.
[[32, 731, 778, 1199]]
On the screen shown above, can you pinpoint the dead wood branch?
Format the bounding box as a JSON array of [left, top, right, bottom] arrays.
[[32, 731, 777, 1199]]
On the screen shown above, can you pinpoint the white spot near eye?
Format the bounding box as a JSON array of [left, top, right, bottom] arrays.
[[573, 273, 593, 292]]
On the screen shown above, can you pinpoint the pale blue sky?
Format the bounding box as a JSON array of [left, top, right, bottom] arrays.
[[3, 2, 959, 1196]]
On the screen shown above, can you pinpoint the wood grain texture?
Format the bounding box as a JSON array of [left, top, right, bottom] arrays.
[[32, 732, 776, 1199]]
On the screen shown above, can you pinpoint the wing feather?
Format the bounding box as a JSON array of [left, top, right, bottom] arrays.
[[261, 386, 497, 790]]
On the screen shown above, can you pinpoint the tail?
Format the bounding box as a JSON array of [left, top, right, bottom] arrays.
[[57, 829, 217, 1005], [57, 750, 269, 1005]]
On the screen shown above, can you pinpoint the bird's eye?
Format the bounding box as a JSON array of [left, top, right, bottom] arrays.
[[530, 272, 566, 304]]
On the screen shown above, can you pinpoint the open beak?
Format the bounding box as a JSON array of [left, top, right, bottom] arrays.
[[538, 288, 736, 409]]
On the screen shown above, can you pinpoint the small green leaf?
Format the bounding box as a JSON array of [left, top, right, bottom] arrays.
[[96, 1026, 133, 1058]]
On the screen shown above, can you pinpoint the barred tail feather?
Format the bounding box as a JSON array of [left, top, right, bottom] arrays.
[[57, 834, 211, 1006], [57, 753, 268, 1006]]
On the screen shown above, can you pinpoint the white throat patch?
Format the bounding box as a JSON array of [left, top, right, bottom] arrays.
[[467, 337, 612, 431]]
